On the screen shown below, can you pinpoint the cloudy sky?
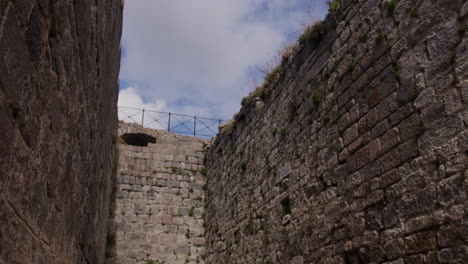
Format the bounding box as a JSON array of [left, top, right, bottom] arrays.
[[118, 0, 329, 123]]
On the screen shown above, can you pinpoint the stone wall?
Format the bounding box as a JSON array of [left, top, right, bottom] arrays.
[[108, 122, 208, 264], [0, 1, 122, 263], [205, 0, 467, 263]]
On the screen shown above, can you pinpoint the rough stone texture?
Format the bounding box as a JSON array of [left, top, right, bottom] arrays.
[[108, 122, 208, 264], [0, 1, 122, 263], [205, 0, 467, 263]]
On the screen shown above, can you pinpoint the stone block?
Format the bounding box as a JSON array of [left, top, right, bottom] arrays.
[[178, 207, 189, 216], [398, 139, 418, 162], [188, 156, 198, 163], [345, 171, 365, 190], [160, 214, 173, 225], [404, 232, 436, 255], [348, 136, 364, 153], [404, 215, 434, 235], [194, 208, 204, 218], [156, 179, 167, 187], [125, 232, 146, 242], [389, 102, 414, 127], [378, 149, 401, 173], [382, 204, 398, 228], [376, 93, 398, 121], [168, 206, 178, 216], [369, 74, 398, 107], [443, 88, 463, 115], [338, 112, 351, 132], [355, 145, 370, 170], [180, 181, 189, 188], [366, 108, 379, 129], [383, 238, 405, 260], [437, 174, 466, 206], [177, 245, 191, 254], [368, 138, 381, 161], [371, 119, 389, 139], [381, 128, 400, 155], [343, 123, 359, 146], [399, 114, 423, 141], [170, 181, 180, 188]]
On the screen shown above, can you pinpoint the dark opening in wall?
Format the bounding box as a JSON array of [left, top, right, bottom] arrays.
[[120, 133, 156, 147], [281, 197, 291, 216], [344, 249, 368, 264]]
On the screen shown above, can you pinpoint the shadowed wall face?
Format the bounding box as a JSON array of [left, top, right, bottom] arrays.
[[0, 1, 122, 263], [205, 0, 467, 263]]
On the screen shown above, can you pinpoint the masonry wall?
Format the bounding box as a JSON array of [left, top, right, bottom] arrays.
[[108, 122, 208, 264], [0, 1, 122, 263], [205, 0, 467, 263]]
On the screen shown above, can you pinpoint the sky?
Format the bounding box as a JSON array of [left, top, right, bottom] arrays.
[[117, 0, 329, 125]]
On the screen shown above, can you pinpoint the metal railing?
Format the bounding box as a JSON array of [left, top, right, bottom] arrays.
[[118, 106, 227, 138]]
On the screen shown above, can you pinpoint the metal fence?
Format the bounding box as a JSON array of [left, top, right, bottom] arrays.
[[118, 106, 227, 138]]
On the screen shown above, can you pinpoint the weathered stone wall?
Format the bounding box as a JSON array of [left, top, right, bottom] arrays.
[[205, 0, 467, 263], [0, 1, 122, 263], [108, 122, 208, 264]]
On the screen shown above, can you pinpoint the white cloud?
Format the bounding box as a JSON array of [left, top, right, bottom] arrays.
[[117, 87, 167, 129], [118, 87, 166, 111], [119, 0, 328, 120], [118, 86, 227, 136]]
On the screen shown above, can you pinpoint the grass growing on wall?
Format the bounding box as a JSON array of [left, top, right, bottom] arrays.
[[224, 1, 352, 137]]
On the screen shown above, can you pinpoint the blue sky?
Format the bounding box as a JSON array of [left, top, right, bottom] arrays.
[[118, 0, 329, 122]]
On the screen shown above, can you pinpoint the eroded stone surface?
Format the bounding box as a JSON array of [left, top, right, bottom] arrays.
[[0, 1, 122, 263]]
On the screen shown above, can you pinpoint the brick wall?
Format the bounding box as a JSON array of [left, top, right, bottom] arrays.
[[108, 122, 208, 264], [205, 0, 467, 263]]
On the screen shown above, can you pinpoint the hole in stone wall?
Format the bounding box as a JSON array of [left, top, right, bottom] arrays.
[[281, 197, 291, 216], [120, 133, 156, 147], [344, 249, 368, 264]]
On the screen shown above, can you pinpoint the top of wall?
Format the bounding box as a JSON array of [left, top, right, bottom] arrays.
[[212, 0, 467, 151], [212, 0, 343, 146], [119, 121, 210, 145]]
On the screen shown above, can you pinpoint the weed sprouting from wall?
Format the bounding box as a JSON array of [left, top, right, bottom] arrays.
[[311, 90, 322, 106], [298, 20, 325, 46], [391, 62, 400, 79], [347, 59, 358, 73], [329, 0, 342, 17], [280, 127, 287, 137], [385, 0, 397, 14], [239, 161, 248, 171], [458, 24, 466, 35], [375, 32, 384, 44], [200, 167, 208, 176]]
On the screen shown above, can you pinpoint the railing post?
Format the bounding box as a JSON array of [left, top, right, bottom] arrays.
[[141, 109, 145, 126], [168, 113, 171, 131], [194, 116, 197, 137]]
